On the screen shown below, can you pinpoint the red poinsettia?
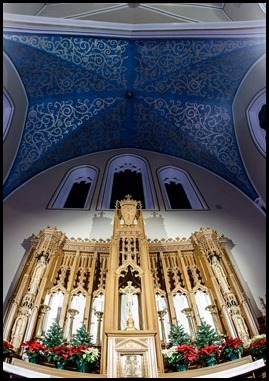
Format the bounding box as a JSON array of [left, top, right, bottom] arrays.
[[45, 345, 73, 364], [3, 340, 17, 356], [221, 337, 243, 359], [198, 344, 221, 366], [249, 335, 266, 360], [69, 344, 100, 366], [21, 339, 47, 361], [163, 343, 199, 365]]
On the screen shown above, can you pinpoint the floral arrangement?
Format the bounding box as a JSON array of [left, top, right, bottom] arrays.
[[162, 344, 198, 365], [198, 344, 221, 366], [45, 345, 73, 365], [69, 344, 100, 366], [3, 340, 17, 357], [248, 334, 266, 361], [21, 339, 47, 362], [221, 337, 243, 360]]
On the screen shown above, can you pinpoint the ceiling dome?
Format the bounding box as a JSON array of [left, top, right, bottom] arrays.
[[3, 4, 266, 200]]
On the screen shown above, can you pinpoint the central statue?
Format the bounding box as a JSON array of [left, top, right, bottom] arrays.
[[120, 281, 141, 329]]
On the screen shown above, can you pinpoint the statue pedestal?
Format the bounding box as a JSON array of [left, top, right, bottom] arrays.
[[106, 330, 158, 378]]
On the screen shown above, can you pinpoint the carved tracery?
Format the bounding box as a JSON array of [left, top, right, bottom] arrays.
[[3, 200, 260, 376]]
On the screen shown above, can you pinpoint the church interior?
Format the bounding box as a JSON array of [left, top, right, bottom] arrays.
[[3, 3, 266, 378]]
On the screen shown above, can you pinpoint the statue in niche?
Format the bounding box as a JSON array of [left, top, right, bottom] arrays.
[[231, 308, 250, 346], [210, 254, 230, 294], [28, 254, 48, 294], [10, 312, 28, 349], [120, 281, 141, 330], [120, 281, 140, 317]]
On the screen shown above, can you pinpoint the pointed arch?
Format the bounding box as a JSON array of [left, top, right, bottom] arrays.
[[99, 154, 158, 210], [48, 165, 98, 209], [157, 166, 208, 210], [69, 291, 87, 336], [194, 289, 215, 329], [43, 289, 65, 333]]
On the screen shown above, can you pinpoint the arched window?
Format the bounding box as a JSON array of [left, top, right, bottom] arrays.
[[69, 292, 86, 336], [99, 155, 157, 210], [157, 166, 207, 210], [247, 89, 266, 157], [48, 165, 98, 209], [194, 290, 215, 329], [3, 89, 14, 141], [43, 290, 64, 333], [173, 292, 190, 335], [155, 294, 170, 344], [90, 294, 104, 344]]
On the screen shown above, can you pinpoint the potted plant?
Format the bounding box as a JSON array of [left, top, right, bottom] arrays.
[[198, 344, 221, 367], [221, 337, 243, 361], [248, 334, 266, 361], [3, 340, 17, 362], [194, 320, 221, 349], [162, 344, 198, 372], [70, 323, 93, 346], [42, 320, 69, 368], [168, 324, 192, 346], [45, 345, 73, 369], [70, 344, 100, 373], [21, 339, 47, 364]]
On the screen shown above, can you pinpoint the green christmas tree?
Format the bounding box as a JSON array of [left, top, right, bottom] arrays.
[[42, 320, 65, 347], [194, 320, 221, 349], [168, 324, 192, 346], [71, 323, 93, 346]]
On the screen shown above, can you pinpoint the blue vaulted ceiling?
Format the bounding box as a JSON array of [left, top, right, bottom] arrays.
[[3, 32, 266, 199]]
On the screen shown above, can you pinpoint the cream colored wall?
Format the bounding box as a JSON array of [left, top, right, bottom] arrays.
[[3, 148, 266, 320]]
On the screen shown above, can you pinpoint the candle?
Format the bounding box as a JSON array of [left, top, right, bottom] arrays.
[[96, 297, 104, 312], [157, 297, 162, 311]]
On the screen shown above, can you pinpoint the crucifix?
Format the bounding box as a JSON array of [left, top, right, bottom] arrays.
[[120, 281, 140, 330]]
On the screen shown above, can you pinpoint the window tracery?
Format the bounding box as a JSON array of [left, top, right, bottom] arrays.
[[3, 210, 260, 362], [158, 166, 207, 210], [99, 154, 157, 210], [48, 165, 98, 209]]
